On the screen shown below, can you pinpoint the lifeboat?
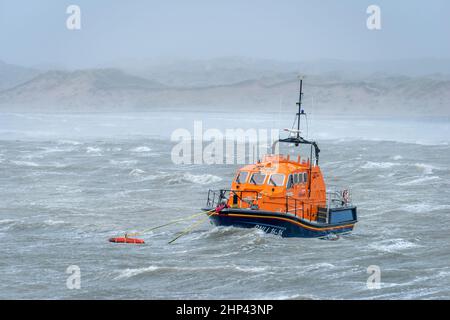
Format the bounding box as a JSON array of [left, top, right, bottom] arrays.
[[202, 79, 357, 238]]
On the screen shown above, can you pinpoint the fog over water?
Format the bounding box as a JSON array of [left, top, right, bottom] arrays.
[[0, 112, 448, 145]]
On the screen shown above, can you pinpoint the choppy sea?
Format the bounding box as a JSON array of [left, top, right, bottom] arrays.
[[0, 111, 449, 299]]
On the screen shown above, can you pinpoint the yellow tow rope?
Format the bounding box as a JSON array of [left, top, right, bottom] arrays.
[[168, 210, 216, 244], [122, 209, 214, 238]]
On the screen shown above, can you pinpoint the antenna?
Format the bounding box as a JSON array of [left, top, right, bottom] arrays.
[[277, 77, 320, 165], [295, 76, 304, 139]]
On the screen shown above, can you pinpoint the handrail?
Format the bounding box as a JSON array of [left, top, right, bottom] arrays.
[[206, 188, 351, 218], [206, 189, 259, 208], [325, 189, 352, 208]]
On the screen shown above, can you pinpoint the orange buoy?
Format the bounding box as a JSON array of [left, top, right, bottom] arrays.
[[109, 237, 145, 244]]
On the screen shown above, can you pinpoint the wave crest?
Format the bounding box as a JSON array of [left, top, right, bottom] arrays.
[[168, 173, 222, 185]]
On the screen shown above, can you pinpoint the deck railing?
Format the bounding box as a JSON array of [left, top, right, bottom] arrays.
[[325, 188, 352, 208], [206, 188, 352, 221], [206, 189, 259, 208]]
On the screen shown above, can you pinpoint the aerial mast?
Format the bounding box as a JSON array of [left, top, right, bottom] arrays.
[[275, 77, 320, 165], [295, 77, 303, 139]]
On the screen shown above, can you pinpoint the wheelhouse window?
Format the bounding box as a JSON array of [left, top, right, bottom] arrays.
[[303, 172, 308, 183], [287, 174, 295, 189], [268, 174, 285, 187], [235, 171, 248, 184], [249, 172, 266, 185]]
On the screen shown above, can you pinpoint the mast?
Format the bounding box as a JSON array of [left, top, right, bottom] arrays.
[[276, 78, 321, 166], [297, 78, 313, 199], [296, 78, 303, 139]]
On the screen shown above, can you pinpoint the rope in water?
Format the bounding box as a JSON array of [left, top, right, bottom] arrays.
[[122, 209, 215, 238], [168, 210, 216, 244]]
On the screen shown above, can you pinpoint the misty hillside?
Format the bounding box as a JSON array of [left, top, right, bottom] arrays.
[[111, 57, 450, 87], [0, 66, 449, 115], [0, 69, 166, 112], [0, 57, 449, 115], [110, 57, 303, 87], [0, 60, 40, 91]]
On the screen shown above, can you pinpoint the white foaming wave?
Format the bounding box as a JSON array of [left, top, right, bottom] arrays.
[[86, 147, 102, 154], [404, 203, 450, 214], [414, 163, 438, 175], [115, 266, 160, 280], [41, 146, 75, 154], [138, 173, 162, 182], [393, 155, 403, 160], [185, 173, 222, 184], [234, 266, 270, 273], [57, 140, 82, 146], [168, 173, 222, 185], [265, 293, 317, 300], [11, 160, 40, 167], [197, 226, 248, 240], [396, 176, 440, 186], [361, 161, 400, 169], [0, 219, 15, 225], [51, 162, 69, 168], [109, 159, 138, 166], [43, 219, 65, 225], [12, 159, 69, 168], [414, 140, 449, 146], [129, 169, 146, 176], [20, 154, 41, 161], [137, 172, 222, 185], [130, 146, 152, 152], [377, 172, 395, 179], [114, 264, 270, 280], [369, 238, 421, 253], [324, 136, 449, 147], [3, 219, 68, 231], [302, 262, 336, 272]]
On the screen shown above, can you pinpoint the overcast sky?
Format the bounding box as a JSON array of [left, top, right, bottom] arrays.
[[0, 0, 449, 68]]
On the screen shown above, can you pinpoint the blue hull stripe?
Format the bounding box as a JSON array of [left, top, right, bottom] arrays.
[[207, 210, 356, 238]]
